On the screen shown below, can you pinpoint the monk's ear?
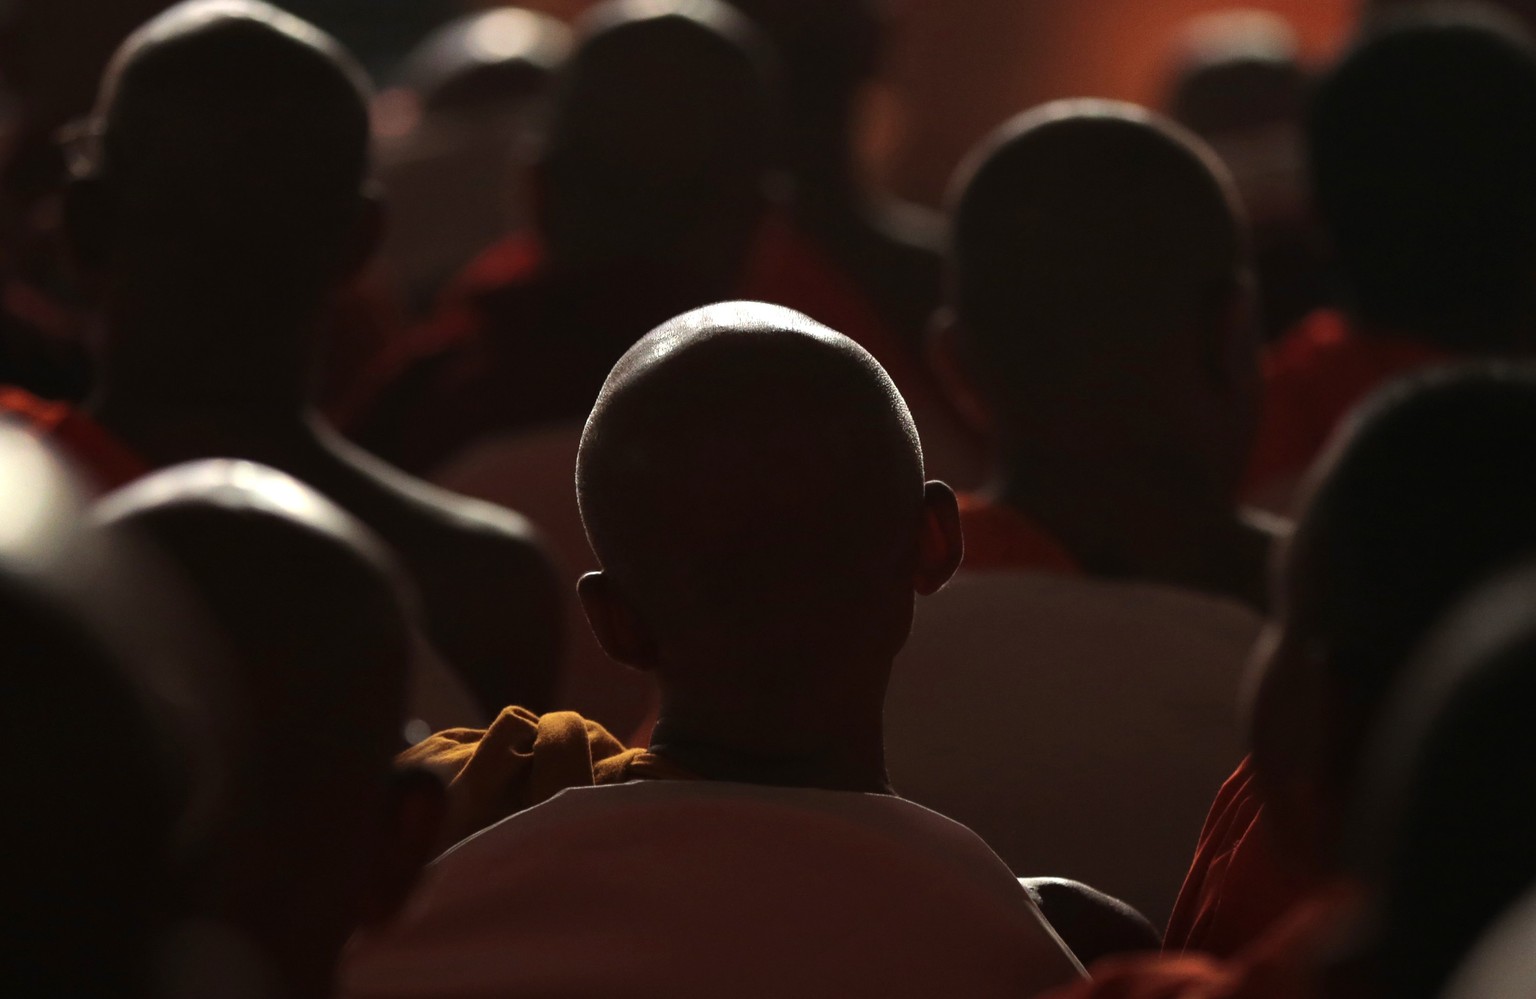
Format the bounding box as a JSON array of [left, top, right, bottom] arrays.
[[358, 768, 446, 928], [341, 186, 386, 280], [914, 481, 964, 595], [578, 571, 659, 671], [927, 310, 993, 437]]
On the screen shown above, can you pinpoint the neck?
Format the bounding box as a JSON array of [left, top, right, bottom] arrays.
[[649, 685, 892, 795], [991, 440, 1274, 609], [90, 306, 319, 450], [91, 376, 324, 472]]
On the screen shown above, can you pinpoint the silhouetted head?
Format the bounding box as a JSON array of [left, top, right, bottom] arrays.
[[400, 7, 573, 116], [722, 0, 883, 125], [1250, 364, 1536, 872], [0, 427, 190, 998], [1345, 562, 1536, 999], [946, 100, 1257, 495], [575, 302, 961, 750], [1367, 0, 1536, 34], [536, 0, 773, 291], [65, 0, 379, 381], [1310, 6, 1536, 348], [1167, 10, 1306, 136], [96, 460, 427, 999]]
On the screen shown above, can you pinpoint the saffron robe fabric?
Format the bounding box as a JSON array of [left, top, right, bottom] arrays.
[[1244, 309, 1448, 510], [1165, 759, 1319, 958]]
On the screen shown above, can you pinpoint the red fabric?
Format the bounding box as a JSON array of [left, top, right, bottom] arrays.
[[1038, 892, 1353, 999], [0, 387, 146, 494], [314, 277, 405, 418], [957, 492, 1081, 575], [1164, 758, 1315, 959], [1244, 309, 1448, 500]]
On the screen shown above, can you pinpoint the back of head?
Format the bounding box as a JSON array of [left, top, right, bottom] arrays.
[[1271, 364, 1536, 786], [1346, 564, 1536, 999], [1167, 10, 1306, 136], [0, 428, 186, 998], [950, 100, 1250, 429], [85, 0, 372, 308], [1309, 5, 1536, 347], [400, 7, 573, 117], [538, 0, 773, 280], [95, 461, 413, 984], [721, 0, 883, 115], [577, 303, 925, 683], [1368, 0, 1536, 33]]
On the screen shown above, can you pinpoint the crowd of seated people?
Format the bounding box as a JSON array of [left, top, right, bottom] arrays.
[[9, 0, 1536, 997]]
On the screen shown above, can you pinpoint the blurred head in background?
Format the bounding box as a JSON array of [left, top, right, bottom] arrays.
[[0, 425, 200, 998], [64, 0, 380, 402], [1310, 5, 1536, 350], [942, 100, 1265, 604], [376, 7, 575, 308], [1165, 9, 1325, 342], [534, 0, 774, 296], [1343, 561, 1536, 999], [97, 460, 434, 999], [1249, 365, 1536, 877]]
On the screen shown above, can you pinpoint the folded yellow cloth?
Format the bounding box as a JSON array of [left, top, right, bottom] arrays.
[[401, 706, 691, 848]]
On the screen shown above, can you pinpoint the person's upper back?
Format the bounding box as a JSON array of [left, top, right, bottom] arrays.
[[342, 780, 1085, 999], [65, 1, 564, 718], [886, 569, 1261, 926]]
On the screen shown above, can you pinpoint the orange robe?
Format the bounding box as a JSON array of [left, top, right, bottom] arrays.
[[1244, 309, 1448, 504], [1164, 758, 1317, 958], [401, 706, 693, 849], [957, 492, 1081, 575], [0, 387, 146, 494], [1037, 891, 1356, 999]]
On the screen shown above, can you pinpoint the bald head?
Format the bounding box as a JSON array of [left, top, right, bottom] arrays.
[[1310, 7, 1536, 346], [95, 460, 415, 995], [953, 101, 1245, 378], [80, 0, 372, 306], [402, 8, 573, 116], [1167, 11, 1306, 135], [577, 302, 934, 674], [96, 461, 412, 769], [538, 0, 772, 275], [1347, 563, 1536, 999]]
